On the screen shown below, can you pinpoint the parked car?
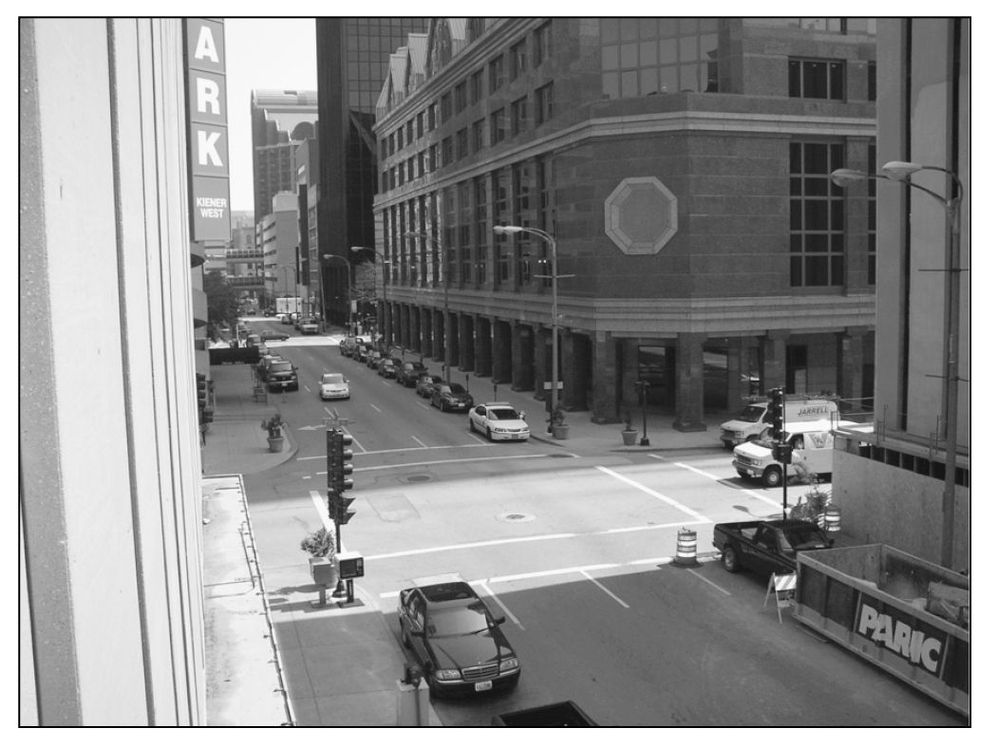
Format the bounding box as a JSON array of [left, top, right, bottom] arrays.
[[262, 359, 299, 392], [279, 313, 291, 325], [353, 345, 371, 363], [397, 361, 427, 387], [300, 318, 319, 335], [398, 575, 520, 698], [318, 372, 350, 400], [469, 402, 530, 441], [416, 373, 443, 398], [340, 336, 363, 356], [377, 357, 398, 378], [260, 330, 290, 342], [366, 350, 384, 369], [430, 382, 474, 412], [256, 354, 283, 379]]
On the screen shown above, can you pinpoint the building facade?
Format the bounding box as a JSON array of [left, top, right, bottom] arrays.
[[250, 89, 318, 226], [21, 18, 208, 724], [832, 18, 969, 568], [373, 18, 878, 426], [316, 18, 428, 326], [261, 191, 303, 308]]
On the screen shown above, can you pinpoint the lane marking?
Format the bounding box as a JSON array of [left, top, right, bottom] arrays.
[[596, 466, 709, 522], [411, 436, 427, 448], [379, 562, 618, 598], [325, 453, 551, 474], [601, 520, 710, 536], [309, 490, 335, 532], [367, 532, 577, 561], [671, 461, 783, 508], [476, 581, 524, 630], [686, 568, 732, 596], [581, 570, 630, 608], [370, 403, 383, 414], [297, 442, 489, 461]]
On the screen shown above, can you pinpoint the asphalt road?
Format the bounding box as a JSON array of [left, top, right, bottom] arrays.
[[240, 324, 964, 727]]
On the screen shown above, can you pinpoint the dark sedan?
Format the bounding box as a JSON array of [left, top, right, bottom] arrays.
[[430, 382, 474, 412], [398, 578, 520, 698], [416, 374, 443, 398], [260, 330, 290, 342], [397, 362, 427, 387]]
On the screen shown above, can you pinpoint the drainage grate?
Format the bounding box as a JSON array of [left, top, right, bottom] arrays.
[[406, 474, 432, 483], [499, 512, 535, 523]]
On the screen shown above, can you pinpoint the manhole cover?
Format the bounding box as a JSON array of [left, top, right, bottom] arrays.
[[406, 474, 432, 483], [498, 512, 535, 523]]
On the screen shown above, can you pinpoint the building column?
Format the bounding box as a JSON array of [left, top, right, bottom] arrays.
[[839, 326, 868, 411], [474, 316, 492, 376], [431, 308, 444, 361], [420, 307, 433, 358], [458, 314, 474, 371], [673, 332, 707, 432], [561, 331, 588, 411], [590, 331, 619, 423], [532, 324, 548, 400], [761, 330, 789, 393], [510, 324, 533, 391], [726, 337, 756, 409], [491, 319, 511, 383]]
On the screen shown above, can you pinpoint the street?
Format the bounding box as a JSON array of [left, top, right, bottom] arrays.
[[242, 326, 963, 726]]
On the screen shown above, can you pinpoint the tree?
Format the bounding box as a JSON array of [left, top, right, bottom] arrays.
[[204, 270, 240, 330]]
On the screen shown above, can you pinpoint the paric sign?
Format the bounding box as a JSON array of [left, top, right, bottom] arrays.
[[184, 19, 230, 241]]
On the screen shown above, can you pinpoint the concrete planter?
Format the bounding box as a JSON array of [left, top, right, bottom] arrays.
[[267, 435, 284, 453], [621, 429, 638, 445], [551, 423, 569, 440]]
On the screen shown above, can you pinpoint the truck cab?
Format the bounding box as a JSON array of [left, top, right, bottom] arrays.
[[732, 419, 854, 487]]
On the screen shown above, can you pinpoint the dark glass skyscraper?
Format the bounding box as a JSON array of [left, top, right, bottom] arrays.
[[316, 18, 427, 326]]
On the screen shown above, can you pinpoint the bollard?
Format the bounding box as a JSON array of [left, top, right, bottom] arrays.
[[824, 504, 841, 534], [674, 528, 698, 566]]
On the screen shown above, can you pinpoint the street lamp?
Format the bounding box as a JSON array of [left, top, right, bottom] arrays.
[[323, 253, 352, 333], [831, 161, 964, 568], [403, 231, 450, 384], [493, 225, 572, 436], [350, 246, 389, 344]]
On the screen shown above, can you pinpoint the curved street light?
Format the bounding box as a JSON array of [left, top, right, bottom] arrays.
[[831, 161, 964, 567], [403, 231, 450, 384], [493, 225, 572, 437]]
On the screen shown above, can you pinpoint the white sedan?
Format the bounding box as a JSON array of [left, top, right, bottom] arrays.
[[469, 402, 530, 441], [319, 372, 350, 400]]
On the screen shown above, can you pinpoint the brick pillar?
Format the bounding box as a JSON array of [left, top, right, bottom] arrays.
[[492, 319, 511, 383], [474, 316, 492, 376], [590, 331, 618, 423], [761, 330, 789, 392], [458, 314, 474, 371], [673, 332, 707, 432], [839, 326, 868, 410], [511, 324, 533, 391]]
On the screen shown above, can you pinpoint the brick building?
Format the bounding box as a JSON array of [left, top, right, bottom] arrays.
[[372, 18, 878, 426]]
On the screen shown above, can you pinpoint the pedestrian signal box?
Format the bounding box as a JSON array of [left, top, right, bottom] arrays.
[[336, 551, 365, 580]]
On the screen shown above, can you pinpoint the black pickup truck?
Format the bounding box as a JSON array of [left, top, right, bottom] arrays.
[[712, 519, 833, 576]]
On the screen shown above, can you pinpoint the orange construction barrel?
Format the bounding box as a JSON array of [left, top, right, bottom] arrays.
[[823, 504, 841, 534], [674, 528, 698, 566]]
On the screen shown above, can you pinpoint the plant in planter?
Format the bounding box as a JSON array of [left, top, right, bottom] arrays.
[[261, 413, 285, 452], [621, 410, 638, 445], [300, 527, 337, 586]]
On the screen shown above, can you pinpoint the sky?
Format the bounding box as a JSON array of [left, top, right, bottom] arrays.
[[224, 18, 318, 213]]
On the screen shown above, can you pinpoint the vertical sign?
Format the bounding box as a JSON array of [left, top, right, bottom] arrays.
[[185, 19, 231, 241]]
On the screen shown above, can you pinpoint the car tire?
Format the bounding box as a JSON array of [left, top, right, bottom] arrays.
[[469, 420, 476, 433], [736, 469, 749, 480], [722, 546, 740, 573], [762, 465, 783, 488]]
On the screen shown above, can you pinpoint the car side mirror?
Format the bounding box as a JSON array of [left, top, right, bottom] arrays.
[[493, 615, 506, 626], [519, 411, 525, 420]]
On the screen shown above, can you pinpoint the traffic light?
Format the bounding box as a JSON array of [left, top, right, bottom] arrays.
[[331, 492, 356, 526], [197, 373, 207, 409], [327, 428, 354, 493], [767, 387, 784, 441], [771, 442, 793, 464]]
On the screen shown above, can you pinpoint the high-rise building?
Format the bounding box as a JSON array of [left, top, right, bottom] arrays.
[[833, 18, 969, 568], [315, 18, 428, 326], [250, 89, 318, 225], [372, 18, 878, 428]]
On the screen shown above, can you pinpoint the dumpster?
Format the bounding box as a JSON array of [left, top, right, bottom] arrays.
[[491, 701, 597, 726], [794, 544, 968, 716]]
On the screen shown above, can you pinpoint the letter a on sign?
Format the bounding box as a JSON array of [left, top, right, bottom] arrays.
[[194, 25, 220, 64]]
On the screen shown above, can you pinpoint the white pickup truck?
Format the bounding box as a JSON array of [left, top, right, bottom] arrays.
[[732, 419, 854, 487]]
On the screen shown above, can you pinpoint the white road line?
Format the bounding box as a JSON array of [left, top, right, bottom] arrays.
[[669, 460, 784, 509], [309, 490, 335, 532], [600, 520, 710, 536], [330, 453, 550, 474], [627, 556, 675, 566], [367, 532, 577, 561], [411, 435, 427, 448], [323, 406, 339, 420], [686, 568, 732, 596], [370, 403, 383, 413], [581, 570, 630, 608], [596, 466, 709, 522], [303, 384, 312, 393], [298, 443, 488, 460], [475, 581, 524, 630]]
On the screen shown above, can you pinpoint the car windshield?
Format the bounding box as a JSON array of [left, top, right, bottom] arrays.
[[491, 408, 519, 420], [783, 528, 829, 551], [448, 384, 467, 395], [736, 404, 767, 421], [428, 605, 489, 637], [321, 374, 344, 385], [271, 362, 292, 372]]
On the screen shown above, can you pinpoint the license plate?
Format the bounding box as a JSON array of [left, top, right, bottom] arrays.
[[474, 680, 493, 692]]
